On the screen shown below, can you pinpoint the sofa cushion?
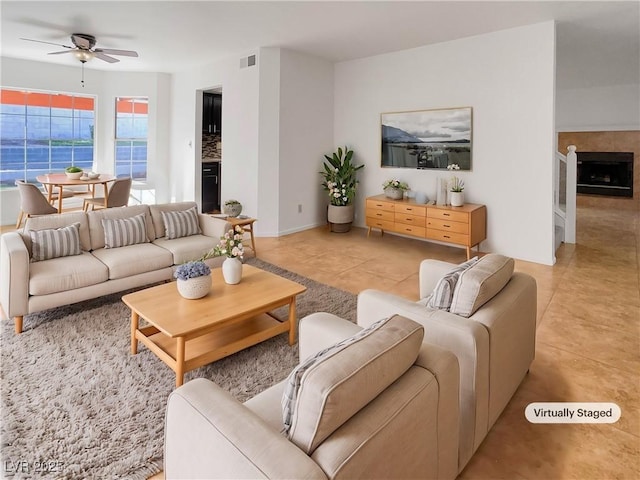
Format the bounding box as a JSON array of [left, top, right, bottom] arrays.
[[102, 213, 149, 249], [282, 315, 423, 454], [427, 256, 478, 310], [22, 212, 91, 253], [161, 206, 201, 240], [29, 223, 82, 262], [149, 202, 199, 239], [29, 251, 109, 295], [152, 234, 217, 265], [87, 205, 154, 250], [449, 254, 515, 318], [91, 243, 173, 280]]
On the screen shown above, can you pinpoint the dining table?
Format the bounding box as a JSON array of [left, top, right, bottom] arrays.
[[36, 173, 117, 213]]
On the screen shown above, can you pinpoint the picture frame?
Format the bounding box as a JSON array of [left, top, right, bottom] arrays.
[[381, 106, 472, 170]]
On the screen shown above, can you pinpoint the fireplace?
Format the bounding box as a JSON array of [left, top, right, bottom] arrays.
[[576, 152, 634, 198]]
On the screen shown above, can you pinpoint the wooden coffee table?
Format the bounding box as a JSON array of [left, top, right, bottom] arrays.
[[122, 265, 306, 387]]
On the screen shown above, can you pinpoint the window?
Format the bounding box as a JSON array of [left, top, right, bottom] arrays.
[[115, 97, 148, 181], [0, 88, 95, 188]]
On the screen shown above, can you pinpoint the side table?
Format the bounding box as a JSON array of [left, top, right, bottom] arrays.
[[227, 217, 257, 255]]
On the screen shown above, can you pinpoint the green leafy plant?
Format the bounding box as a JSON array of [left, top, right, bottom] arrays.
[[320, 146, 364, 206], [65, 166, 83, 173], [224, 199, 240, 206], [383, 179, 409, 191], [447, 164, 464, 192]]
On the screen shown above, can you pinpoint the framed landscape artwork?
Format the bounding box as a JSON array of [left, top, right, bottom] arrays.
[[381, 106, 472, 170]]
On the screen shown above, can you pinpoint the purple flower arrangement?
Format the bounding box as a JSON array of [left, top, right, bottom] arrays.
[[174, 261, 211, 281]]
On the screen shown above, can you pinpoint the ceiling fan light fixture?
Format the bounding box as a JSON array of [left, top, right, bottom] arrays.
[[73, 50, 94, 63]]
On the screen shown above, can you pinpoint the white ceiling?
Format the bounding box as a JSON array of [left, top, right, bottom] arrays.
[[1, 1, 639, 89]]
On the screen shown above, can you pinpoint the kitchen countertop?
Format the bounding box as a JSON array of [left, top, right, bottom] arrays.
[[202, 158, 221, 163]]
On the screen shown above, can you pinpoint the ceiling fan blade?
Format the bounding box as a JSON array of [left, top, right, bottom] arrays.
[[71, 34, 92, 49], [20, 38, 72, 48], [48, 50, 74, 56], [95, 48, 138, 57], [94, 52, 119, 63]]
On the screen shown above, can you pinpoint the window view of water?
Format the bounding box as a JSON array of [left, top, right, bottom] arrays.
[[0, 90, 149, 189]]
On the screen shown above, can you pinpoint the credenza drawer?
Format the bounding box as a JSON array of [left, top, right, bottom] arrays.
[[395, 213, 427, 227], [426, 229, 469, 246], [392, 224, 426, 237], [366, 218, 395, 231], [395, 203, 427, 216], [366, 199, 395, 212], [427, 218, 468, 234], [366, 208, 395, 221], [427, 209, 468, 223]]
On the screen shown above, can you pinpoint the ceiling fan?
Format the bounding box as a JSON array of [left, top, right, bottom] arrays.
[[20, 33, 138, 64], [20, 33, 139, 87]]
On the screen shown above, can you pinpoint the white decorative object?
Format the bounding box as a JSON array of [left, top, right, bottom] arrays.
[[327, 204, 354, 233], [222, 257, 243, 284], [223, 201, 243, 217], [177, 274, 212, 299], [384, 187, 404, 200], [415, 191, 428, 204], [436, 177, 448, 206], [65, 171, 83, 180], [450, 192, 464, 207]]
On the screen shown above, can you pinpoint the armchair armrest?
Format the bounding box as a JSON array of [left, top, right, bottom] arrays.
[[165, 378, 327, 480], [298, 312, 362, 362], [197, 214, 232, 240], [357, 288, 489, 468], [0, 232, 30, 324]]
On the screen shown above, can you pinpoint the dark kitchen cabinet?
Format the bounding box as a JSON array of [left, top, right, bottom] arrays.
[[202, 93, 222, 134], [202, 162, 220, 213]]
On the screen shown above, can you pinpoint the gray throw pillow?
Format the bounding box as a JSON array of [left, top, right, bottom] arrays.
[[102, 213, 148, 249], [30, 223, 82, 262], [427, 256, 479, 310], [161, 207, 201, 239]]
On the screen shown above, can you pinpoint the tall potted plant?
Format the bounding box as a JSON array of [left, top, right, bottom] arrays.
[[320, 146, 364, 232]]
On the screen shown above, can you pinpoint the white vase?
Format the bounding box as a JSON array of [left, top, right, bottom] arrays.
[[436, 177, 448, 206], [177, 275, 212, 299], [222, 257, 243, 284], [450, 191, 464, 207]]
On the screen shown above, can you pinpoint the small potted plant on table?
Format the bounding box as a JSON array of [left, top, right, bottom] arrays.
[[174, 261, 212, 299], [382, 179, 409, 199]]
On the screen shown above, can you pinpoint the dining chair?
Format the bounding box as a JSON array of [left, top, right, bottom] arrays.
[[82, 177, 132, 211], [15, 180, 59, 228]]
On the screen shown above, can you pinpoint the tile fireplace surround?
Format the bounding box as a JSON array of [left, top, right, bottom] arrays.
[[558, 130, 640, 211]]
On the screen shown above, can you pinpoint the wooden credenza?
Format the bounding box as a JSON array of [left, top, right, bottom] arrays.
[[365, 195, 487, 259]]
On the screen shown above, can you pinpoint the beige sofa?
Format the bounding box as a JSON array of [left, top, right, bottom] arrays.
[[1, 202, 231, 334], [356, 254, 537, 472], [164, 313, 461, 480]]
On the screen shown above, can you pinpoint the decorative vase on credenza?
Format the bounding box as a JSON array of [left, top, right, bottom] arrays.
[[450, 191, 464, 207]]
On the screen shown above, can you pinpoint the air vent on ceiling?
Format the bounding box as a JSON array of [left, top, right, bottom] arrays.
[[240, 54, 256, 69]]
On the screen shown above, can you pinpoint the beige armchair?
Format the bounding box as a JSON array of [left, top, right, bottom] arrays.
[[357, 254, 537, 472], [164, 313, 460, 480]]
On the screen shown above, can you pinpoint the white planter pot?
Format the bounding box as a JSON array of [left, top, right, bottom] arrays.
[[450, 191, 464, 207], [222, 257, 243, 284], [327, 204, 354, 233], [383, 187, 404, 200], [177, 275, 212, 299]]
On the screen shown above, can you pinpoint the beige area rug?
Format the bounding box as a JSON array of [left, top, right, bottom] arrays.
[[0, 258, 356, 479]]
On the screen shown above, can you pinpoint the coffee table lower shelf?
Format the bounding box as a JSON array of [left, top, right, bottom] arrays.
[[135, 312, 289, 387]]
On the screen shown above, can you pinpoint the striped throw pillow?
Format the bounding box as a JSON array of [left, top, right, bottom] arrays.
[[427, 256, 479, 310], [102, 213, 148, 249], [30, 223, 82, 262], [161, 207, 201, 240]]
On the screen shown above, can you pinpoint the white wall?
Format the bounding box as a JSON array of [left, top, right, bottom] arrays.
[[278, 49, 335, 234], [168, 51, 261, 231], [334, 22, 557, 265], [556, 83, 640, 131], [0, 57, 170, 225]]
